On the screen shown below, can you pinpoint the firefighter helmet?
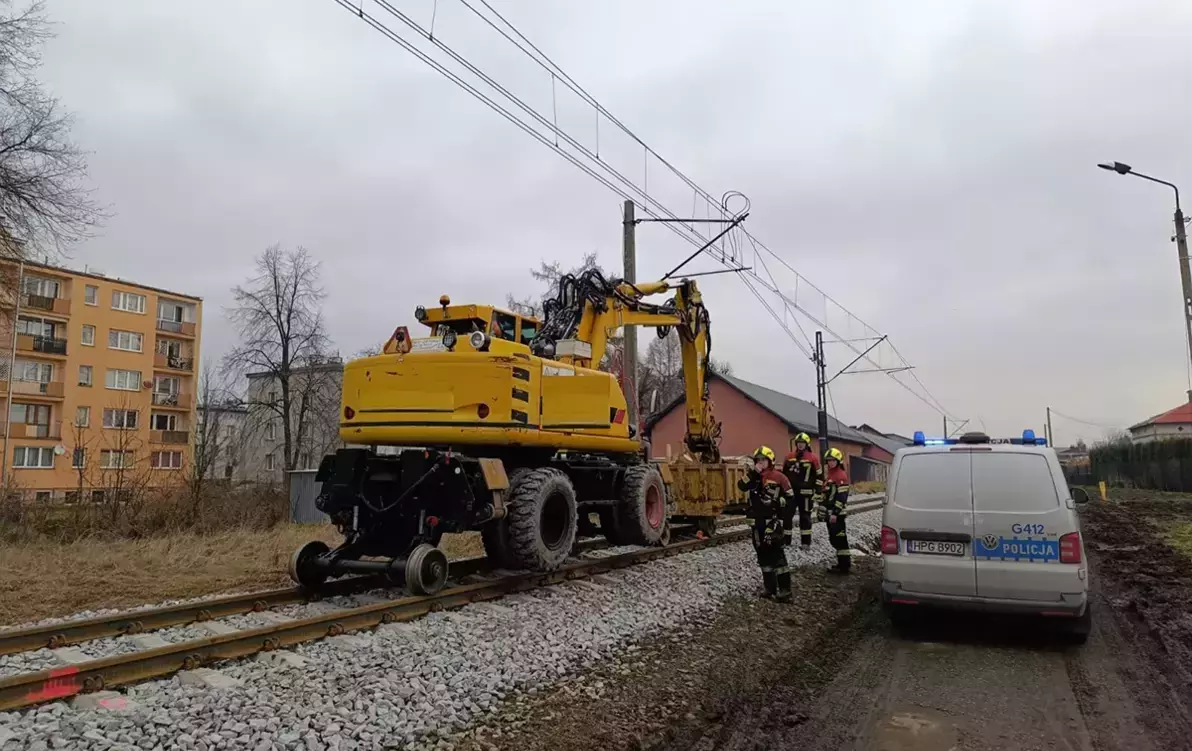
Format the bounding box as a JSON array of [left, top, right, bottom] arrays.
[[794, 432, 812, 447], [825, 447, 845, 464], [753, 446, 776, 464]]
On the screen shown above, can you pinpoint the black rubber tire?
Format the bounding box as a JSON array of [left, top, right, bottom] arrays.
[[508, 467, 578, 571], [617, 465, 667, 546], [481, 468, 529, 568], [598, 507, 624, 546], [1062, 603, 1092, 645]]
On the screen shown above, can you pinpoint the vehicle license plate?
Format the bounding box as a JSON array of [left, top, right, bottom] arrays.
[[907, 540, 965, 556]]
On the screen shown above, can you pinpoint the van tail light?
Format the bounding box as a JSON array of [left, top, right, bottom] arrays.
[[880, 526, 899, 555], [1059, 532, 1082, 564]]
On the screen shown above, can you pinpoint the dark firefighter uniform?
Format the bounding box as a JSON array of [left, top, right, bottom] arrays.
[[782, 433, 823, 548], [738, 446, 795, 602], [820, 447, 851, 574]]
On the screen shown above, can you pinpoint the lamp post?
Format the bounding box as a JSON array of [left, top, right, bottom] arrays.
[[1098, 161, 1192, 400]]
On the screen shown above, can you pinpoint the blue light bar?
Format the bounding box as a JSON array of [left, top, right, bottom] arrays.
[[1023, 429, 1035, 443], [913, 431, 925, 445]]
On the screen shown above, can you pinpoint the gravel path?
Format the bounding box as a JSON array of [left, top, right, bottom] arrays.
[[0, 510, 883, 751]]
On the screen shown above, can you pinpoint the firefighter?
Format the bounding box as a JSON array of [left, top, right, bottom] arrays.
[[820, 447, 851, 574], [781, 432, 822, 549], [738, 446, 795, 602]]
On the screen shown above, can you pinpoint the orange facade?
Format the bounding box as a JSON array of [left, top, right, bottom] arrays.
[[0, 261, 201, 500]]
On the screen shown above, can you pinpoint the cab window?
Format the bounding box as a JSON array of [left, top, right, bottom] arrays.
[[891, 453, 971, 511], [520, 319, 539, 344], [434, 318, 486, 336], [492, 311, 517, 341]]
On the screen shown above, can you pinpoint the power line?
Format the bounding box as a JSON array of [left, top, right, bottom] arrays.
[[1049, 409, 1120, 431], [328, 0, 959, 420]]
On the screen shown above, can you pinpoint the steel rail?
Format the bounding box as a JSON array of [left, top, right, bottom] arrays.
[[0, 528, 753, 711], [0, 516, 753, 657]]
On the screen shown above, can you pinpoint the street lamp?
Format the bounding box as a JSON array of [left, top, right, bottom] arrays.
[[1099, 160, 1192, 399]]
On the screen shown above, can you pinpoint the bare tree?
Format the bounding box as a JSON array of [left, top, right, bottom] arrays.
[[191, 363, 248, 502], [224, 244, 333, 478], [94, 394, 156, 527], [0, 1, 104, 258], [507, 252, 606, 319]]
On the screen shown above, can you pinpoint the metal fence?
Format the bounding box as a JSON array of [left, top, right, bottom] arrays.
[[288, 469, 329, 524]]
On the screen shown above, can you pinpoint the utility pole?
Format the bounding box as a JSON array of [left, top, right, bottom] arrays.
[[622, 200, 638, 432], [814, 331, 829, 457], [1046, 406, 1054, 447], [1175, 205, 1192, 403], [1097, 162, 1192, 398]]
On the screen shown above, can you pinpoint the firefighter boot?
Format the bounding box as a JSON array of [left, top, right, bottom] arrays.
[[761, 569, 777, 598], [774, 569, 793, 603]]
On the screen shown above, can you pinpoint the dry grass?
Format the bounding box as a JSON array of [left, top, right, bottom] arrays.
[[0, 525, 489, 627], [1167, 522, 1192, 559], [853, 480, 886, 495]]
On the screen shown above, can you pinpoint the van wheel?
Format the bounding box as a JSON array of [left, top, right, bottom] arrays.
[[1062, 604, 1092, 645]]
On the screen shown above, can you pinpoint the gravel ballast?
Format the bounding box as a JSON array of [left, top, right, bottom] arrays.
[[0, 510, 883, 750]]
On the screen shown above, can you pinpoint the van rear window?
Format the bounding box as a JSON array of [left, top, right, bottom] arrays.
[[972, 453, 1058, 511], [892, 453, 971, 510]]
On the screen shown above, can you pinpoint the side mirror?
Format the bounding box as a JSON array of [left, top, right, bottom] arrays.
[[1071, 487, 1090, 504]]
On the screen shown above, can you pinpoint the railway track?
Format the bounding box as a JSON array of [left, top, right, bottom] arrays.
[[0, 499, 883, 713], [0, 515, 748, 659]]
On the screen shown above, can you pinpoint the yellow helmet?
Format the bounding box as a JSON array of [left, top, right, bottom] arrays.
[[753, 445, 776, 463], [794, 432, 812, 446], [825, 447, 845, 463]]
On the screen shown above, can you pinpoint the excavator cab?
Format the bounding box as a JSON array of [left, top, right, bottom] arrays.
[[383, 297, 541, 355]]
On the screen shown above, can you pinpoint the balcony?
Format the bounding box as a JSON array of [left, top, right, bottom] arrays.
[[150, 429, 189, 445], [15, 333, 67, 357], [0, 379, 65, 400], [20, 293, 71, 317], [154, 352, 194, 372], [152, 391, 192, 410], [156, 320, 196, 338], [2, 421, 63, 440]]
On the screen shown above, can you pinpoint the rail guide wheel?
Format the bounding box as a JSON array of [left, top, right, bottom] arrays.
[[289, 540, 331, 590], [404, 543, 449, 595]]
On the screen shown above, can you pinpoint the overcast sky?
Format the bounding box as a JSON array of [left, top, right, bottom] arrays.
[[35, 0, 1192, 446]]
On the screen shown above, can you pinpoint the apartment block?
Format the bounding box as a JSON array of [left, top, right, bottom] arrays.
[[0, 261, 202, 501]]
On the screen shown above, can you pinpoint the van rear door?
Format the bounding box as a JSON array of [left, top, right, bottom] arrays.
[[886, 451, 976, 597], [971, 451, 1073, 601]]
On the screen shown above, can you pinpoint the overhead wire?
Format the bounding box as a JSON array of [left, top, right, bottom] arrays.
[[1049, 409, 1120, 431], [330, 0, 958, 420]]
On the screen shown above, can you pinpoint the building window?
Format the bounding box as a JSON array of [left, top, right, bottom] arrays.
[[103, 408, 138, 429], [81, 325, 95, 346], [84, 284, 98, 305], [105, 368, 142, 391], [111, 290, 146, 314], [267, 390, 276, 404], [265, 453, 275, 471], [13, 446, 54, 468], [72, 447, 86, 468], [108, 329, 143, 352], [64, 490, 80, 505], [151, 450, 183, 469], [78, 365, 93, 387], [151, 412, 177, 431], [91, 489, 105, 504], [265, 423, 276, 440], [100, 450, 134, 469], [17, 315, 60, 339], [75, 406, 90, 427], [34, 490, 51, 503]]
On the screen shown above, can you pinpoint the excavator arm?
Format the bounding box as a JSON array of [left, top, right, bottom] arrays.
[[535, 271, 721, 462]]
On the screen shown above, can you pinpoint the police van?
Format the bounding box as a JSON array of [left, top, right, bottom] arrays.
[[880, 430, 1092, 643]]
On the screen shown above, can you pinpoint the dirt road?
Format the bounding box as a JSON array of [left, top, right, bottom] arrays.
[[462, 495, 1192, 751]]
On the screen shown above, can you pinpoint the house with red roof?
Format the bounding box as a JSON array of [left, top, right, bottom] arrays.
[[1128, 399, 1192, 443]]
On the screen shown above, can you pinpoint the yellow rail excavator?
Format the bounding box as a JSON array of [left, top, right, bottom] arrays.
[[289, 268, 736, 594]]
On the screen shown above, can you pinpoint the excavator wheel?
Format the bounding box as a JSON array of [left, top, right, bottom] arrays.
[[617, 465, 667, 546], [481, 468, 530, 568], [507, 467, 578, 571]]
